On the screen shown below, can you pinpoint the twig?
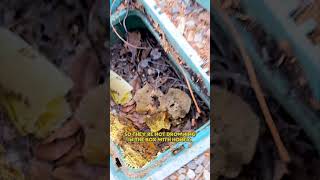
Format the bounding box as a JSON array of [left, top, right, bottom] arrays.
[[110, 0, 150, 50], [214, 5, 290, 162], [181, 67, 202, 114]]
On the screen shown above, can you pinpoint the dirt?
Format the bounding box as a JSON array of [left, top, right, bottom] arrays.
[[110, 28, 209, 168]]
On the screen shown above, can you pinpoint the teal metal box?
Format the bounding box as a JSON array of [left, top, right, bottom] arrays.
[[110, 6, 210, 180]]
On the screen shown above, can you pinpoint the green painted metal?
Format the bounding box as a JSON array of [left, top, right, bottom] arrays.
[[110, 0, 122, 14], [139, 0, 210, 90], [212, 7, 320, 155], [239, 0, 320, 101], [111, 0, 210, 91], [196, 0, 210, 12]]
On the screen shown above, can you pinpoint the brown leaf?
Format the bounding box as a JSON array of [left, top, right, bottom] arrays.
[[53, 168, 86, 180], [29, 159, 53, 180], [121, 104, 136, 113], [127, 31, 141, 47], [52, 159, 106, 180], [56, 143, 83, 166], [43, 118, 81, 144], [35, 136, 77, 161], [126, 31, 141, 61], [76, 84, 108, 166], [124, 99, 135, 107], [213, 88, 260, 179], [133, 83, 164, 113], [160, 88, 191, 120], [68, 47, 100, 110], [125, 112, 146, 129], [141, 48, 151, 59], [131, 75, 141, 92]]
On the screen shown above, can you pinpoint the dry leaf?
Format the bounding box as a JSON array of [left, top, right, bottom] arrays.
[[56, 143, 83, 166], [35, 136, 77, 161], [134, 83, 164, 113], [126, 31, 141, 61], [52, 159, 106, 180], [130, 75, 141, 92], [0, 159, 24, 180], [160, 88, 191, 119], [145, 112, 171, 132], [120, 103, 136, 113], [52, 167, 87, 180], [124, 112, 146, 130], [213, 88, 260, 179], [141, 48, 151, 60], [127, 31, 141, 47], [76, 84, 108, 166], [150, 48, 162, 60], [29, 159, 53, 180], [43, 118, 81, 144], [68, 47, 100, 109]]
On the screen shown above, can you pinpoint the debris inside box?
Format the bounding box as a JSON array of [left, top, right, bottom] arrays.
[[212, 1, 320, 180], [110, 29, 209, 168], [0, 0, 109, 178]]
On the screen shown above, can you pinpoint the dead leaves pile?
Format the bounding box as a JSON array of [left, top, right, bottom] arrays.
[[30, 45, 107, 179], [31, 84, 108, 180], [111, 30, 194, 133], [110, 81, 192, 168], [132, 83, 191, 131], [110, 30, 197, 168], [213, 88, 260, 180], [0, 0, 110, 179]]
